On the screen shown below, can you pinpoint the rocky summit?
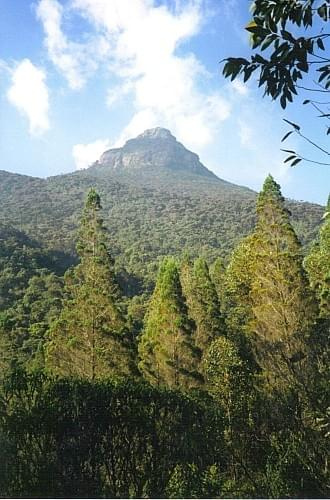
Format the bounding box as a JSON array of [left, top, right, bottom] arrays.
[[95, 127, 217, 179]]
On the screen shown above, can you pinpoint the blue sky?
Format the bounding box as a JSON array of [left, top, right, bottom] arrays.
[[0, 0, 329, 205]]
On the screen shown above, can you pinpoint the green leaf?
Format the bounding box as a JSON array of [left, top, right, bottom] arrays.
[[261, 36, 275, 51], [281, 149, 296, 154], [291, 158, 302, 167], [281, 131, 293, 142], [317, 4, 328, 21], [283, 119, 300, 131], [318, 71, 329, 83], [245, 20, 258, 32], [317, 38, 325, 51], [281, 30, 295, 43], [297, 61, 308, 73], [284, 155, 296, 163]]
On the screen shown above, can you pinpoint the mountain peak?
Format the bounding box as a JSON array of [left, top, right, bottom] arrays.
[[97, 127, 217, 180], [136, 127, 174, 140]]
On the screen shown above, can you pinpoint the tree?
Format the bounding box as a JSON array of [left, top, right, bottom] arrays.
[[203, 336, 256, 491], [203, 336, 253, 421], [0, 273, 63, 374], [0, 370, 224, 498], [305, 194, 330, 317], [46, 189, 134, 380], [250, 175, 317, 389], [138, 257, 202, 389], [222, 0, 330, 167], [209, 256, 226, 308], [222, 235, 256, 336], [180, 257, 225, 359]]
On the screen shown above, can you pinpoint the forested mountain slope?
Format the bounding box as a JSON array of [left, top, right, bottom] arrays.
[[0, 128, 324, 283], [0, 223, 73, 310]]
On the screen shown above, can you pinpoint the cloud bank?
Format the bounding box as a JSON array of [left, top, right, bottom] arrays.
[[7, 59, 50, 135], [36, 0, 231, 168], [73, 138, 112, 170]]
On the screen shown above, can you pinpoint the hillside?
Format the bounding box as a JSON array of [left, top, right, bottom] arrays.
[[0, 128, 324, 285]]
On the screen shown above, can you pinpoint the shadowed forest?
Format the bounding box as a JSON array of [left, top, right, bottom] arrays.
[[0, 176, 329, 498]]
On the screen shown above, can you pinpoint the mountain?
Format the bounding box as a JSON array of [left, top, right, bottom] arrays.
[[0, 128, 324, 287], [97, 127, 217, 179]]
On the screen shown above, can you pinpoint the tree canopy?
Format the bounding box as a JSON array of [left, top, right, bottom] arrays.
[[223, 0, 330, 167]]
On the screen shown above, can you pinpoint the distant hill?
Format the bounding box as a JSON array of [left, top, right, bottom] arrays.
[[0, 223, 74, 310], [0, 128, 324, 285]]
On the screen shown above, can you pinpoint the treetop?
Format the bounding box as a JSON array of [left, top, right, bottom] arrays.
[[86, 188, 102, 210], [257, 174, 284, 205]]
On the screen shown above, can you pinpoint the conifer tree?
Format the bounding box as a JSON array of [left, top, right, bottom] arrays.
[[138, 257, 202, 389], [222, 234, 256, 336], [305, 195, 330, 318], [209, 257, 226, 307], [180, 257, 225, 358], [250, 175, 316, 387], [46, 189, 134, 379]]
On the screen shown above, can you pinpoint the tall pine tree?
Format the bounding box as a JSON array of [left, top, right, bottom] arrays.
[[138, 257, 202, 389], [250, 175, 316, 388], [180, 257, 225, 361], [222, 235, 256, 337], [209, 257, 226, 307], [46, 189, 134, 379], [305, 195, 330, 318]]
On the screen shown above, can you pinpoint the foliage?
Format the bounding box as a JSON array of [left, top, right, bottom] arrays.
[[250, 175, 317, 390], [138, 257, 202, 389], [0, 370, 224, 499], [222, 0, 330, 166], [0, 166, 323, 289], [180, 257, 225, 361], [0, 273, 63, 374], [0, 223, 71, 311], [305, 195, 330, 317], [209, 256, 226, 305], [46, 189, 135, 380], [222, 234, 256, 336], [0, 170, 329, 498], [203, 336, 253, 415]]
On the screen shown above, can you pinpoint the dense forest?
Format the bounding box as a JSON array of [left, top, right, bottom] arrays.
[[0, 174, 329, 498], [0, 132, 324, 289]]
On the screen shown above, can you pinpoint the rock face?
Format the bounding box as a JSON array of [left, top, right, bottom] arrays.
[[97, 127, 217, 179]]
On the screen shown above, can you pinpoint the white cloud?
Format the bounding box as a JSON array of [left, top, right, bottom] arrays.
[[7, 59, 50, 135], [73, 138, 112, 169], [73, 0, 232, 150], [36, 0, 233, 168], [232, 79, 249, 96], [36, 0, 109, 90], [238, 119, 253, 148]]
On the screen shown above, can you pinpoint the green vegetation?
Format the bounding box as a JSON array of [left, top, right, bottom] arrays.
[[180, 257, 224, 374], [250, 175, 317, 390], [46, 189, 134, 379], [0, 164, 323, 289], [138, 257, 201, 389], [305, 195, 330, 318], [222, 0, 330, 167], [0, 371, 223, 498], [0, 176, 329, 497]]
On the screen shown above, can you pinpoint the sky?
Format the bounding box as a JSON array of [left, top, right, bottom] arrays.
[[0, 0, 329, 205]]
